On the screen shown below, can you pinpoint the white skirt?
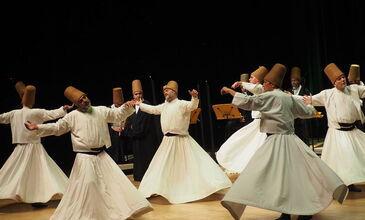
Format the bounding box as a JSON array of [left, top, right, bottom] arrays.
[[322, 127, 365, 185], [138, 135, 232, 204], [51, 151, 152, 220], [0, 143, 68, 203], [216, 119, 267, 173], [221, 134, 348, 219]]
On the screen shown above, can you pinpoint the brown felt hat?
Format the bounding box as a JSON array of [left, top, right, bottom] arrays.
[[324, 63, 344, 84], [132, 79, 143, 93], [15, 81, 26, 99], [64, 86, 85, 104], [240, 73, 249, 82], [113, 87, 124, 104], [22, 85, 36, 108], [290, 66, 301, 80], [163, 80, 178, 93], [348, 64, 360, 81], [264, 63, 287, 88], [251, 66, 268, 84]]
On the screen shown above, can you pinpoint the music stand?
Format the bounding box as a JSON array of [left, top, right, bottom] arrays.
[[190, 108, 201, 124], [212, 104, 242, 120]]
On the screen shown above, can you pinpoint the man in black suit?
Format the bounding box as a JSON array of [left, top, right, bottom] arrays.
[[286, 66, 311, 145], [123, 79, 161, 181]]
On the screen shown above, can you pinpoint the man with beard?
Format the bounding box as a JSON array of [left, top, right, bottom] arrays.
[[25, 86, 152, 220], [136, 80, 232, 204], [304, 63, 365, 193]]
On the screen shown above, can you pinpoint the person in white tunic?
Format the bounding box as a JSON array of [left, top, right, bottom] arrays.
[[216, 66, 268, 173], [106, 87, 127, 164], [220, 63, 348, 220], [303, 63, 365, 193], [0, 83, 71, 207], [136, 80, 232, 204], [25, 86, 152, 220]]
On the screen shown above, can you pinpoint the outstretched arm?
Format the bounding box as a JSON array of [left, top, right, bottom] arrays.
[[39, 104, 74, 121], [0, 111, 15, 124], [123, 100, 136, 108], [231, 81, 242, 89], [240, 82, 264, 95], [63, 104, 74, 111], [25, 117, 71, 137], [221, 86, 237, 97]]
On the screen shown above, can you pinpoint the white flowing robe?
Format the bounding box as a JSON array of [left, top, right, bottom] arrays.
[[0, 106, 68, 203], [221, 89, 348, 220], [138, 97, 232, 204], [216, 82, 267, 173], [311, 85, 365, 185], [35, 105, 152, 220]]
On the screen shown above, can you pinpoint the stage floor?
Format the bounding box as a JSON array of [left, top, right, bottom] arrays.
[[0, 175, 364, 220]]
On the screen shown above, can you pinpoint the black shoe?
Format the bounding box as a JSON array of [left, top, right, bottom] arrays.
[[275, 213, 291, 220], [348, 184, 362, 192], [31, 203, 48, 208], [297, 215, 312, 220]]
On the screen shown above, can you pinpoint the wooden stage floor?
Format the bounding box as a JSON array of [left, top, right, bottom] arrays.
[[0, 174, 364, 220]]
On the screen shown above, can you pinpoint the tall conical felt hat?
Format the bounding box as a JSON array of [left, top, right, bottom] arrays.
[[348, 64, 360, 81], [22, 85, 36, 108], [163, 80, 178, 93], [251, 66, 268, 83], [132, 79, 143, 93], [324, 63, 344, 84], [113, 87, 124, 104], [264, 63, 287, 88], [240, 73, 249, 82], [64, 86, 85, 104], [15, 81, 26, 99], [290, 66, 301, 80]]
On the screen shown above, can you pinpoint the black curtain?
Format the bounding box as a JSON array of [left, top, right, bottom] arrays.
[[1, 0, 365, 169]]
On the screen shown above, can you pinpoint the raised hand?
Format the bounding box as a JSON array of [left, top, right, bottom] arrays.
[[188, 89, 198, 97], [63, 104, 74, 111], [220, 86, 229, 95], [220, 86, 236, 96], [124, 100, 136, 108], [231, 81, 242, 89], [134, 99, 142, 105]]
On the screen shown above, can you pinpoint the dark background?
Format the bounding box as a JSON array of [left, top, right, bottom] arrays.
[[1, 1, 364, 173]]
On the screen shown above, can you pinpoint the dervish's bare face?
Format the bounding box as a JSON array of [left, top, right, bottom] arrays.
[[76, 94, 91, 112], [334, 75, 347, 91]]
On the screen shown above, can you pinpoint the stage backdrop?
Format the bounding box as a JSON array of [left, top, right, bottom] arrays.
[[1, 1, 364, 172]]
